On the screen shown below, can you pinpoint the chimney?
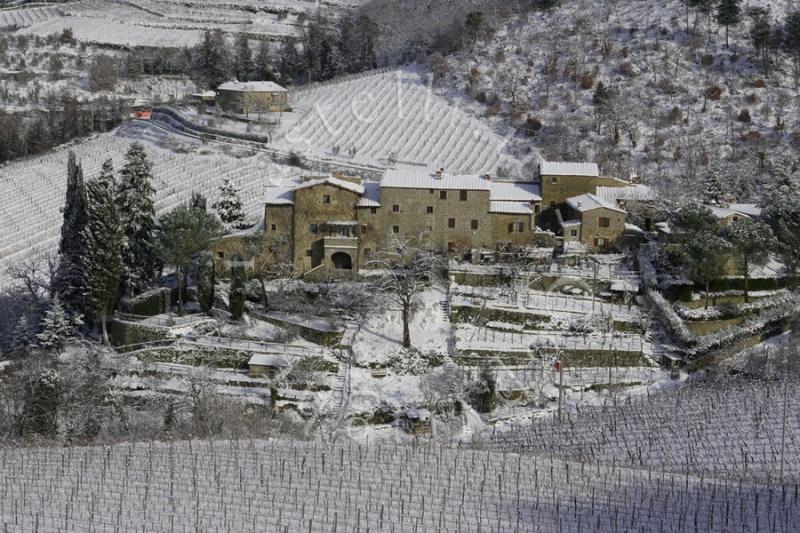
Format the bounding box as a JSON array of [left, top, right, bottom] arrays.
[[434, 168, 444, 179], [577, 200, 583, 207], [483, 174, 492, 181]]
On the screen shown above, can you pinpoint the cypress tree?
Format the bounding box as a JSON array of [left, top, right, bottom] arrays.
[[83, 160, 124, 345], [234, 34, 253, 81], [255, 41, 274, 81], [196, 251, 215, 314], [117, 143, 159, 296], [52, 152, 89, 316], [229, 264, 246, 320], [716, 0, 741, 48]]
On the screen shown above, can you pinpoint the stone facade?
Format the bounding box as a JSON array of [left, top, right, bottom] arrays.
[[216, 81, 289, 115]]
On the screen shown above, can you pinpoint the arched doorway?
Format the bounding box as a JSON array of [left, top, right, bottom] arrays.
[[331, 252, 353, 270]]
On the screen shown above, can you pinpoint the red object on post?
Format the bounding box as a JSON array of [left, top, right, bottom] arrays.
[[554, 360, 562, 371]]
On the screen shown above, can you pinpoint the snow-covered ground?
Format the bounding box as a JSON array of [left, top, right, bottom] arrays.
[[1, 437, 796, 532], [0, 122, 302, 286]]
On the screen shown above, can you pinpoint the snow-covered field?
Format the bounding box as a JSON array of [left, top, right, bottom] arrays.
[[0, 5, 60, 30], [277, 68, 518, 175], [1, 438, 796, 532], [0, 122, 301, 285], [487, 377, 800, 483]]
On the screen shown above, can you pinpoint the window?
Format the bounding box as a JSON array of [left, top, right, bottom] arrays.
[[732, 216, 739, 222], [551, 176, 558, 184], [570, 229, 578, 237], [426, 225, 433, 232], [598, 217, 610, 228], [322, 194, 331, 204], [392, 204, 400, 212], [270, 224, 277, 231], [448, 218, 456, 228], [459, 190, 468, 201], [370, 207, 377, 215], [306, 249, 312, 257], [509, 222, 524, 233], [429, 189, 434, 194], [549, 201, 556, 207], [534, 204, 540, 214], [364, 248, 371, 258], [594, 237, 606, 247], [440, 190, 447, 200], [471, 219, 479, 230], [392, 225, 400, 234], [310, 223, 319, 234], [447, 241, 455, 252], [426, 206, 434, 214], [217, 252, 224, 259]]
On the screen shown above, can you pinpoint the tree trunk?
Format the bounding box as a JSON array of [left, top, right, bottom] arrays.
[[743, 258, 749, 303], [401, 301, 411, 349], [705, 281, 710, 309], [177, 266, 184, 316], [260, 279, 269, 312], [101, 313, 109, 346]]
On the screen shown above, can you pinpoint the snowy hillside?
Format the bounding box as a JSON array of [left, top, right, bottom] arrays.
[[277, 68, 519, 175], [1, 438, 797, 532], [0, 123, 301, 284], [435, 0, 800, 201], [487, 377, 800, 483]]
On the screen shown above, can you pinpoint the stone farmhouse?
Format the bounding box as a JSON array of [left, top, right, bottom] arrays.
[[211, 161, 659, 278], [538, 161, 656, 251], [216, 81, 289, 115]]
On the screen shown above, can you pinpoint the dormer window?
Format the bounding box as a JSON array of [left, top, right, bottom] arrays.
[[551, 176, 558, 184]]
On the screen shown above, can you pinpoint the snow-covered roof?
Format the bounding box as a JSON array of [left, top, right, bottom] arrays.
[[357, 181, 381, 207], [540, 161, 599, 177], [264, 187, 295, 205], [655, 221, 671, 234], [382, 166, 491, 191], [489, 201, 533, 215], [382, 167, 541, 202], [707, 205, 752, 220], [729, 203, 762, 217], [400, 408, 431, 421], [560, 219, 582, 228], [596, 184, 656, 202], [566, 193, 625, 213], [294, 176, 365, 195], [488, 181, 541, 201], [624, 222, 645, 233], [217, 81, 288, 93], [248, 354, 291, 367]]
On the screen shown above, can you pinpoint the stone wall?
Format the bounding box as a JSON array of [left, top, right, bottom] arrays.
[[489, 213, 534, 247], [217, 90, 289, 114], [577, 207, 626, 250]]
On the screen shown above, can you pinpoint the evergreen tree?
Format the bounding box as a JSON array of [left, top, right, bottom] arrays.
[[20, 368, 62, 439], [36, 297, 70, 354], [117, 143, 159, 296], [255, 41, 274, 81], [749, 8, 771, 76], [721, 218, 777, 302], [234, 34, 253, 81], [785, 11, 800, 88], [12, 316, 34, 351], [196, 251, 215, 314], [155, 205, 222, 313], [702, 165, 730, 205], [190, 191, 207, 211], [278, 36, 301, 83], [52, 152, 89, 316], [354, 15, 378, 71], [211, 177, 246, 228], [716, 0, 741, 48], [83, 160, 124, 345], [198, 30, 230, 89], [229, 264, 246, 321], [683, 232, 731, 309]]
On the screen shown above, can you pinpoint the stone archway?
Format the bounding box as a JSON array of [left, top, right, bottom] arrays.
[[331, 252, 353, 270], [547, 276, 593, 294]]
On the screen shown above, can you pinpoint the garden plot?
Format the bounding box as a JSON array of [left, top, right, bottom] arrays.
[[487, 377, 800, 484], [277, 68, 517, 175], [1, 438, 797, 532], [0, 122, 302, 286]]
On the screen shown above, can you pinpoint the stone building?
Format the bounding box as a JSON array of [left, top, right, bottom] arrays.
[[558, 193, 627, 251], [216, 81, 289, 115], [212, 166, 543, 279]]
